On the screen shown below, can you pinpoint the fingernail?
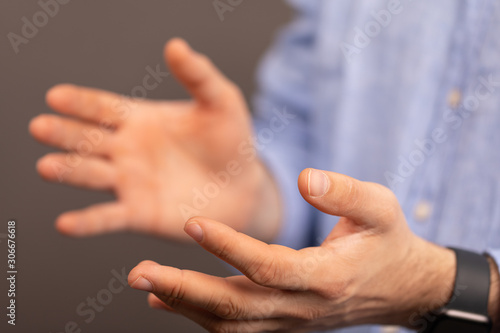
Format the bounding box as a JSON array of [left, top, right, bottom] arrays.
[[131, 277, 153, 292], [185, 222, 203, 242], [308, 169, 329, 197]]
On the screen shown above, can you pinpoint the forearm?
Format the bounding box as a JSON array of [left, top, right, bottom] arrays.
[[402, 241, 500, 331], [391, 239, 456, 328]]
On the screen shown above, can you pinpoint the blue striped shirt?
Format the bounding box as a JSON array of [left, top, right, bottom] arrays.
[[253, 0, 500, 332]]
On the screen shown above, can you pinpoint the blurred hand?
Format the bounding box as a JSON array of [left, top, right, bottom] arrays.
[[30, 39, 277, 241], [129, 169, 458, 332]]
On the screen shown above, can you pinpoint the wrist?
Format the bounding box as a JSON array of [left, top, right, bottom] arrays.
[[487, 256, 500, 332], [407, 246, 498, 332], [402, 239, 456, 329], [241, 160, 282, 243]]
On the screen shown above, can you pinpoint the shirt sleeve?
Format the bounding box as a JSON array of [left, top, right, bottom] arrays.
[[251, 15, 318, 250]]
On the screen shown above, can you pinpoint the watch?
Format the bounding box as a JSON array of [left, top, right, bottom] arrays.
[[424, 248, 492, 333]]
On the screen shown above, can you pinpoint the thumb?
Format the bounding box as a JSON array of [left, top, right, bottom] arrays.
[[164, 38, 239, 108], [297, 168, 402, 228]]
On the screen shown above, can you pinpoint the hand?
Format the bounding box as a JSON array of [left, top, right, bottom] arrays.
[[128, 168, 458, 332], [29, 39, 279, 241]]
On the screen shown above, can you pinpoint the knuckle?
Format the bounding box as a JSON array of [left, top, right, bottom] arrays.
[[211, 296, 243, 320], [213, 237, 235, 261], [370, 183, 402, 221], [169, 270, 186, 299], [249, 257, 279, 286], [162, 296, 181, 308]]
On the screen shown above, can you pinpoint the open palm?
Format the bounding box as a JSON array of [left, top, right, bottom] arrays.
[[30, 39, 261, 240]]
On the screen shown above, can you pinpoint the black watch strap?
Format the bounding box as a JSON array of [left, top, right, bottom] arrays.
[[423, 248, 492, 333], [447, 247, 491, 317]]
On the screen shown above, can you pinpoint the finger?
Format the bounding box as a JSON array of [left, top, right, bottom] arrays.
[[183, 217, 305, 290], [56, 202, 128, 236], [147, 293, 176, 312], [133, 262, 321, 321], [165, 38, 240, 108], [129, 261, 278, 320], [154, 295, 301, 333], [297, 168, 402, 228], [37, 153, 115, 190], [46, 84, 129, 127], [30, 114, 113, 156]]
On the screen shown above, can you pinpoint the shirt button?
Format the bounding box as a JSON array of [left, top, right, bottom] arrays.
[[381, 326, 400, 333], [414, 201, 432, 222], [447, 89, 462, 109]]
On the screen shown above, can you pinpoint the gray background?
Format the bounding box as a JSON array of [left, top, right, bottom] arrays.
[[0, 1, 292, 332]]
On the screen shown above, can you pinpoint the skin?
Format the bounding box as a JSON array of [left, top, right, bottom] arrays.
[[29, 38, 280, 242], [30, 39, 499, 331], [129, 169, 500, 332]]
